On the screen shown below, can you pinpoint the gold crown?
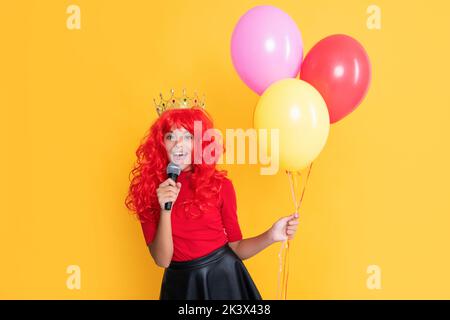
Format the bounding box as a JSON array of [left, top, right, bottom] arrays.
[[153, 88, 206, 116]]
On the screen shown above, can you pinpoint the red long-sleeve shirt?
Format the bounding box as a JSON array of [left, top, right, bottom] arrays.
[[140, 170, 243, 262]]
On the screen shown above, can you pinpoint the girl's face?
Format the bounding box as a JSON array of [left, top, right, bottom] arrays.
[[164, 126, 193, 171]]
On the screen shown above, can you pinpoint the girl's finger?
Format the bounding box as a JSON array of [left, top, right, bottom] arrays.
[[167, 186, 180, 193], [163, 190, 177, 196], [164, 185, 179, 192], [164, 195, 177, 202], [160, 178, 176, 187]]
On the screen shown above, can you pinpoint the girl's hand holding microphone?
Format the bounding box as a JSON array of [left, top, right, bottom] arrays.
[[157, 178, 182, 212]]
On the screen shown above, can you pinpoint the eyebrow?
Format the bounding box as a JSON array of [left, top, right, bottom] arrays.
[[165, 131, 191, 135]]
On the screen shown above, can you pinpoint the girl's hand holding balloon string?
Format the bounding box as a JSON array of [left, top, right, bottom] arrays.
[[269, 213, 300, 242], [228, 212, 300, 260]]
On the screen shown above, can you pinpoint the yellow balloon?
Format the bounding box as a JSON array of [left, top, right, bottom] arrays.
[[254, 78, 330, 171]]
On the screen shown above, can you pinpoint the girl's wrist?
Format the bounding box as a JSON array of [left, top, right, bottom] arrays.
[[265, 228, 276, 244], [160, 209, 171, 214]]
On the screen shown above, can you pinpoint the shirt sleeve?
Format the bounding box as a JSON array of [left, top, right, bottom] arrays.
[[220, 178, 243, 242], [140, 218, 158, 245]]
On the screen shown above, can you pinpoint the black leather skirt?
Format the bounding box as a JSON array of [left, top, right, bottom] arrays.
[[159, 243, 262, 300]]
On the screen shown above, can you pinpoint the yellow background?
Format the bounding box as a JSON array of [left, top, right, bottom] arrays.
[[1, 0, 450, 299]]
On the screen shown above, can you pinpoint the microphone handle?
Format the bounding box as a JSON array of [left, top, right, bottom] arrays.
[[164, 172, 179, 210]]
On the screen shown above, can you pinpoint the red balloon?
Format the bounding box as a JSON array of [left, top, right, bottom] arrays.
[[300, 34, 371, 123]]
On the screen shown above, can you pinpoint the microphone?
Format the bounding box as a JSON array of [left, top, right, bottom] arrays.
[[165, 162, 181, 210]]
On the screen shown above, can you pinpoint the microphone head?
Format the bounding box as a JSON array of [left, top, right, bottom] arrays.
[[166, 162, 181, 176]]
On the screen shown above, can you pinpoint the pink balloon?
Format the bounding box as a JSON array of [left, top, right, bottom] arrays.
[[231, 6, 303, 95]]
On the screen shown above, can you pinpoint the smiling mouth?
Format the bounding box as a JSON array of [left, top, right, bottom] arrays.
[[173, 152, 188, 160]]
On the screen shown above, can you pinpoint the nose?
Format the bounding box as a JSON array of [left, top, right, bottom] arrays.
[[174, 135, 184, 146]]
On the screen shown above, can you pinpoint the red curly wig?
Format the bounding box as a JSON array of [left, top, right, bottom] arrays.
[[125, 107, 228, 224]]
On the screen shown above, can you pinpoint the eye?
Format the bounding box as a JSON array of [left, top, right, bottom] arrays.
[[184, 134, 193, 141], [166, 133, 175, 141]]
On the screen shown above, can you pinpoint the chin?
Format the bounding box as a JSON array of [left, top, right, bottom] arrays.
[[170, 159, 191, 170]]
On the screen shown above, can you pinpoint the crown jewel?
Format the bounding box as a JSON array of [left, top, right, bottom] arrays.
[[153, 88, 206, 116]]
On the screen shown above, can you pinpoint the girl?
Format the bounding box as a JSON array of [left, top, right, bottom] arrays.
[[125, 104, 299, 300]]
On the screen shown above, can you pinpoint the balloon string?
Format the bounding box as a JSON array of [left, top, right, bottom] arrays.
[[277, 242, 283, 299], [298, 162, 313, 210], [283, 239, 290, 299], [287, 171, 299, 213], [279, 171, 295, 300], [277, 239, 287, 299], [279, 162, 314, 299]]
